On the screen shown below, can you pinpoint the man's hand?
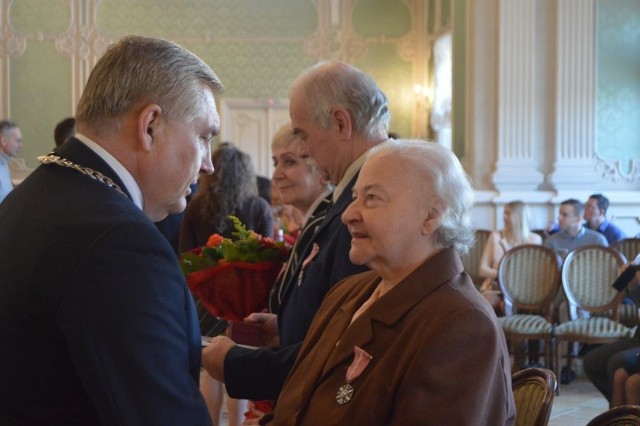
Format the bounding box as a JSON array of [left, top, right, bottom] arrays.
[[244, 312, 280, 347], [202, 335, 236, 382]]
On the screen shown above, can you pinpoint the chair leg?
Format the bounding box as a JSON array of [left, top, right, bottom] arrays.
[[567, 341, 574, 380], [554, 337, 562, 395], [544, 337, 551, 370], [513, 339, 526, 372]]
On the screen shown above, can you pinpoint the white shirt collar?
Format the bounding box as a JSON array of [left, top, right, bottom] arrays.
[[333, 152, 368, 203], [74, 133, 144, 210]]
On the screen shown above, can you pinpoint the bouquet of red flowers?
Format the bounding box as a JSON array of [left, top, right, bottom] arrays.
[[180, 216, 289, 322]]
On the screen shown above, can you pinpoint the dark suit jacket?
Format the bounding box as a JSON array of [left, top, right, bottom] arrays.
[[224, 174, 369, 401], [0, 138, 210, 425], [273, 248, 516, 425]]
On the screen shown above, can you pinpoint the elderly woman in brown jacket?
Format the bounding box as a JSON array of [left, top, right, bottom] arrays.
[[266, 140, 515, 425]]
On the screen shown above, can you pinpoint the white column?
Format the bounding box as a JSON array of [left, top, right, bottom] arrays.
[[548, 0, 599, 189], [491, 0, 544, 191]]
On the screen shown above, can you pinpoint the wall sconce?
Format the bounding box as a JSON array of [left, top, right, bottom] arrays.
[[413, 84, 431, 110]]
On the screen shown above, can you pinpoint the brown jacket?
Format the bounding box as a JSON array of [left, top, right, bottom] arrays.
[[272, 248, 516, 425]]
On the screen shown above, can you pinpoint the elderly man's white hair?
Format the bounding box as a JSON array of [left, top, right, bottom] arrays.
[[366, 139, 475, 254]]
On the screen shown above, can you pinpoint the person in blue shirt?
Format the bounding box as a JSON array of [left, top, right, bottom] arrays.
[[0, 120, 22, 202], [585, 193, 626, 245], [544, 198, 608, 259]]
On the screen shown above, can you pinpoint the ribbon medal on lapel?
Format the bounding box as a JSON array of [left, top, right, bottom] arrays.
[[297, 243, 320, 287], [336, 346, 372, 405]]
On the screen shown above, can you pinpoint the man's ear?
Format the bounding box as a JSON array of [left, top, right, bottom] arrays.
[[138, 104, 162, 152], [332, 108, 353, 140]]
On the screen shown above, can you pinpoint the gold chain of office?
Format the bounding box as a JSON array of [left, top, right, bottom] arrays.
[[37, 154, 127, 197]]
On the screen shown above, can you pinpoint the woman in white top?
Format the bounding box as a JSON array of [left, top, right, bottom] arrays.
[[478, 200, 542, 314]]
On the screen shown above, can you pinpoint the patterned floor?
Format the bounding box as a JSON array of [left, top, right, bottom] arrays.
[[549, 374, 609, 426]]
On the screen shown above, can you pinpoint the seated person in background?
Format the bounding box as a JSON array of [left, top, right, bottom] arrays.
[[53, 117, 76, 148], [585, 253, 640, 407], [584, 193, 626, 245], [263, 140, 515, 425], [545, 199, 608, 360], [479, 200, 542, 315], [544, 198, 608, 258]]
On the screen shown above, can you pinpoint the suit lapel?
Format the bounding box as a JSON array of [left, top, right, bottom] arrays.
[[295, 273, 378, 411], [320, 301, 375, 379], [311, 249, 464, 389], [269, 194, 332, 313], [285, 173, 359, 288]]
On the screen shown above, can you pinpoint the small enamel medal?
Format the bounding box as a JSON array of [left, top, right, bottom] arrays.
[[336, 382, 354, 405], [336, 346, 372, 405]]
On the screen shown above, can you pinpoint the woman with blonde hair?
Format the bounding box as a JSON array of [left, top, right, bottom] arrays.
[[479, 200, 542, 314]]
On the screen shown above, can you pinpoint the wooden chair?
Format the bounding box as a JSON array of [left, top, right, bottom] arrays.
[[460, 229, 492, 288], [512, 367, 556, 426], [498, 245, 562, 372], [531, 229, 548, 243], [586, 405, 640, 426], [612, 238, 640, 264], [612, 238, 640, 326], [554, 245, 634, 391]]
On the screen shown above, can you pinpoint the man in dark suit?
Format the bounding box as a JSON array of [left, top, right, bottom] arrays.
[[0, 36, 223, 424], [203, 62, 391, 402]]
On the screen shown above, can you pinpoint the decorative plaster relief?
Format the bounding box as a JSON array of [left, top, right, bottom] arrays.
[[595, 156, 640, 182], [0, 27, 26, 57]]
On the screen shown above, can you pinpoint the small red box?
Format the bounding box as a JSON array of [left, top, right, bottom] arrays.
[[228, 321, 263, 347]]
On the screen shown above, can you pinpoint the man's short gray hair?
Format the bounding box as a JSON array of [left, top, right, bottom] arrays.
[[290, 61, 390, 138], [76, 35, 223, 131], [367, 139, 475, 254], [0, 120, 18, 137]]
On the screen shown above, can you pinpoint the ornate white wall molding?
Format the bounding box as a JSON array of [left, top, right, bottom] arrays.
[[55, 0, 110, 113], [304, 0, 367, 62], [548, 0, 600, 189], [595, 156, 640, 183], [491, 0, 543, 191], [0, 0, 26, 117]]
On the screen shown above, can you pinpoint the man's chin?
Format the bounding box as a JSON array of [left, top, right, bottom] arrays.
[[167, 199, 187, 215]]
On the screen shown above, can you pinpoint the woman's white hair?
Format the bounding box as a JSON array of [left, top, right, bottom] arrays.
[[366, 139, 475, 254]]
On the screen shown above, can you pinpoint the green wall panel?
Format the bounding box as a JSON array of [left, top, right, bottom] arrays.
[[353, 0, 411, 37], [355, 45, 413, 139], [184, 42, 314, 98], [98, 0, 317, 38], [10, 0, 70, 34], [597, 0, 640, 176], [10, 41, 72, 165]]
